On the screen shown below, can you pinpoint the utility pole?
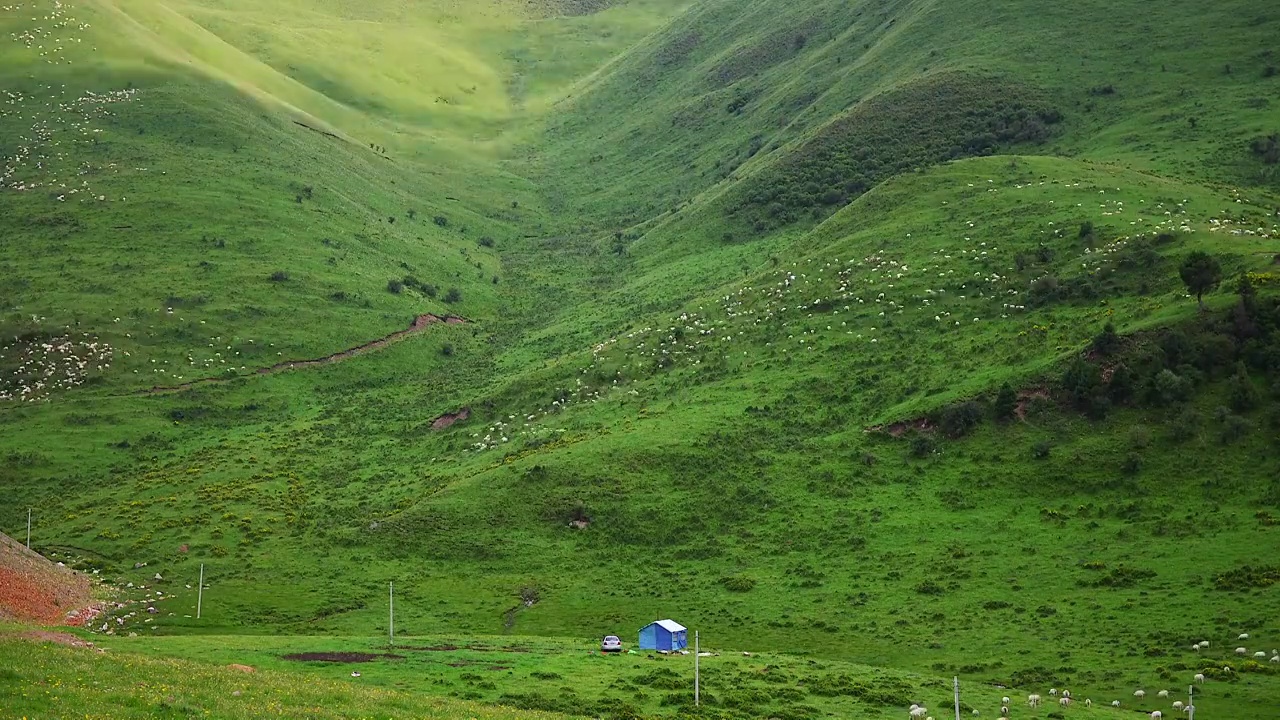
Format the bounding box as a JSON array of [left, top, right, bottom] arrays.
[[196, 563, 204, 619], [1187, 684, 1194, 720], [694, 630, 700, 707], [389, 582, 395, 644], [953, 677, 961, 720]]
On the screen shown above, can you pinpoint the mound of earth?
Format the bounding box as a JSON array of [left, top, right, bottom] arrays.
[[0, 532, 98, 626]]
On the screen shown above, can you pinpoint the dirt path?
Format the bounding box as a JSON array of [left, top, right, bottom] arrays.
[[141, 313, 465, 395]]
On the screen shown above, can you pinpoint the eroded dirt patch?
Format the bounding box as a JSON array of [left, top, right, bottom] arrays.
[[0, 532, 97, 625]]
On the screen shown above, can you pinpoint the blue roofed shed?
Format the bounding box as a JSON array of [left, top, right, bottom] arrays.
[[638, 619, 687, 651]]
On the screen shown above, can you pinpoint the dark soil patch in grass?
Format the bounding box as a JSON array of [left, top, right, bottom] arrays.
[[281, 652, 405, 663]]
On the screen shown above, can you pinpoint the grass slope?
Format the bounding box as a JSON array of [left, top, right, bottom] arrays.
[[0, 629, 564, 720], [1, 0, 1279, 718]]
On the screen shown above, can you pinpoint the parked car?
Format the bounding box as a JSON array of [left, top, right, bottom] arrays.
[[601, 635, 623, 652]]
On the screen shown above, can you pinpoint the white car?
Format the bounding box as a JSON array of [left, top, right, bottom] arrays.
[[601, 635, 623, 652]]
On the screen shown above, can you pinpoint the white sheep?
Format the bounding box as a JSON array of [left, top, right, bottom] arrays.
[[1238, 633, 1249, 640], [1194, 673, 1205, 684], [972, 711, 980, 717], [1157, 690, 1169, 698], [1112, 700, 1122, 708], [1197, 641, 1209, 649], [1271, 655, 1279, 663], [1151, 712, 1162, 720], [1058, 697, 1071, 707], [1134, 690, 1146, 700], [1172, 701, 1184, 711], [1001, 697, 1011, 705], [910, 707, 928, 720], [1255, 651, 1268, 658], [1049, 688, 1058, 696], [1235, 647, 1248, 655], [1028, 694, 1041, 707], [1000, 707, 1009, 717], [1085, 699, 1092, 708], [1062, 690, 1070, 699]]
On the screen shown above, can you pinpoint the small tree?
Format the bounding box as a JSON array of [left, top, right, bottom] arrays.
[[1179, 251, 1222, 309], [1091, 322, 1121, 356], [993, 382, 1018, 421], [443, 287, 462, 304], [386, 279, 404, 294], [1228, 362, 1261, 412]]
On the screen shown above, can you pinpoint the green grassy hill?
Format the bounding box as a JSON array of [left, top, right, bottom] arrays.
[[2, 0, 1280, 717]]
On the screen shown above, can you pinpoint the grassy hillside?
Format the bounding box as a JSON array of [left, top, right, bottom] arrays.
[[2, 0, 1279, 717]]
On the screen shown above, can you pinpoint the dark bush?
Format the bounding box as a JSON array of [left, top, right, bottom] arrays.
[[1228, 363, 1261, 411], [1091, 323, 1121, 356], [909, 432, 937, 458], [441, 343, 454, 357], [1032, 440, 1052, 459], [443, 287, 462, 304], [1169, 408, 1202, 442], [1121, 452, 1143, 475], [993, 383, 1017, 421], [1219, 413, 1250, 445], [433, 215, 449, 227], [387, 279, 404, 294], [479, 236, 495, 248], [269, 270, 290, 282], [939, 400, 984, 437], [1028, 275, 1061, 306]]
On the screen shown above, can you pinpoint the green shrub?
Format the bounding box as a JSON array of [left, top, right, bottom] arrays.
[[269, 270, 289, 282], [1121, 452, 1143, 475], [1032, 440, 1052, 459], [386, 279, 404, 294], [718, 575, 756, 592], [444, 287, 462, 303]]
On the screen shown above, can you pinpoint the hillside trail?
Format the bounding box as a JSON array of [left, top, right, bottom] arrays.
[[139, 313, 466, 396]]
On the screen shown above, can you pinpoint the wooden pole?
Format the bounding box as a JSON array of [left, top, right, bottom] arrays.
[[954, 677, 961, 720], [694, 630, 700, 707], [389, 582, 394, 644], [196, 563, 204, 619]]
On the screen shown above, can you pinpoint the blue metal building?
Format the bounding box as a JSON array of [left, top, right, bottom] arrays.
[[638, 619, 687, 651]]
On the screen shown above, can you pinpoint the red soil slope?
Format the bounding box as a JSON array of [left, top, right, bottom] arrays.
[[0, 531, 97, 625]]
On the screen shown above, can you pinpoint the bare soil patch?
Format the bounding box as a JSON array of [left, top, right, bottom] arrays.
[[0, 532, 97, 625], [282, 651, 405, 663]]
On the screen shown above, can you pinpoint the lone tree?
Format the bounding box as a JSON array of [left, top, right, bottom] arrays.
[[1179, 251, 1222, 309]]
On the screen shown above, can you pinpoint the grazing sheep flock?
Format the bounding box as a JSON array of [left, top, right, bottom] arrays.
[[903, 629, 1270, 720]]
